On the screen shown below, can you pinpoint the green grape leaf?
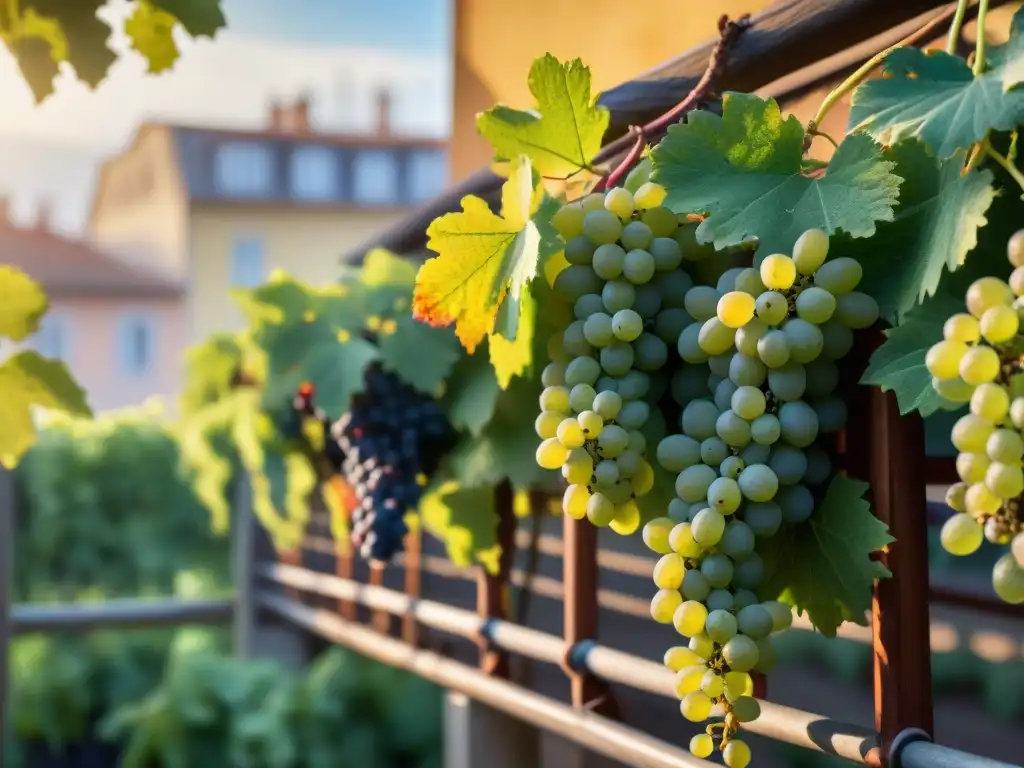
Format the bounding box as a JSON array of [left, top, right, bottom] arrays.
[[124, 1, 180, 73], [841, 140, 996, 323], [179, 333, 246, 415], [0, 351, 91, 468], [376, 314, 461, 396], [651, 92, 901, 257], [441, 345, 502, 436], [356, 247, 419, 317], [178, 397, 237, 534], [0, 265, 48, 341], [22, 0, 116, 87], [149, 0, 227, 37], [476, 54, 610, 177], [5, 25, 61, 102], [234, 276, 365, 336], [413, 156, 561, 353], [848, 10, 1024, 159], [764, 476, 893, 637], [419, 481, 500, 572]]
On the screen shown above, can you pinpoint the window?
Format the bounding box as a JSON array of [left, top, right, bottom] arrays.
[[215, 142, 273, 196], [352, 149, 398, 204], [230, 235, 265, 288], [34, 313, 68, 360], [118, 314, 154, 376], [407, 149, 448, 202], [290, 147, 338, 200]]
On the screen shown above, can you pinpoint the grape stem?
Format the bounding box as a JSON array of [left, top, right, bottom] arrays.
[[973, 0, 991, 76], [595, 13, 750, 191], [983, 139, 1024, 196], [805, 6, 972, 152], [946, 0, 972, 55]]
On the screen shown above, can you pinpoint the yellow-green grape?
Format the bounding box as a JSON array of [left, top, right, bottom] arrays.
[[987, 429, 1024, 462], [965, 482, 1001, 515], [556, 418, 585, 448], [540, 385, 570, 411], [933, 377, 974, 404], [643, 517, 675, 554], [674, 664, 706, 696], [718, 291, 757, 328], [723, 738, 752, 768], [562, 484, 590, 520], [673, 599, 710, 637], [724, 670, 753, 700], [755, 291, 789, 326], [940, 512, 984, 556], [959, 345, 1001, 385], [689, 633, 715, 659], [1010, 265, 1024, 297], [986, 462, 1024, 498], [604, 187, 635, 221], [698, 317, 737, 355], [534, 411, 563, 439], [689, 734, 715, 759], [664, 645, 701, 671], [680, 691, 713, 722], [587, 492, 616, 526], [541, 361, 567, 386], [536, 438, 569, 470], [792, 227, 830, 275], [944, 313, 981, 344], [945, 482, 968, 512], [731, 696, 761, 723], [580, 193, 606, 212], [623, 158, 653, 193], [980, 304, 1020, 343], [563, 449, 593, 485], [951, 414, 995, 452], [992, 553, 1024, 603], [654, 553, 686, 589], [610, 499, 641, 535], [631, 460, 655, 496], [970, 382, 1010, 422], [760, 253, 797, 290], [813, 257, 863, 296], [735, 267, 766, 297], [551, 202, 585, 239], [966, 277, 1014, 318], [925, 340, 968, 379], [651, 588, 683, 623], [700, 670, 724, 698], [956, 452, 989, 484], [634, 181, 667, 210], [577, 410, 604, 438], [669, 522, 704, 558]]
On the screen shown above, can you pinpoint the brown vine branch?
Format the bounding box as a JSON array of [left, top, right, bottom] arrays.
[[596, 13, 751, 190]]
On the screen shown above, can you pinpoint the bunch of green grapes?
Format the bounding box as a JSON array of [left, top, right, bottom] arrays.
[[535, 173, 714, 534], [926, 229, 1024, 604], [642, 227, 877, 766]]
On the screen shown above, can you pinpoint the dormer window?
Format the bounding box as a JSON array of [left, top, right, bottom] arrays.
[[215, 142, 272, 196]]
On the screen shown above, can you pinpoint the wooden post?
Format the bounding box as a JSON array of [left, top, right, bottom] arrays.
[[369, 562, 392, 634], [444, 691, 540, 768], [403, 527, 422, 646], [477, 481, 515, 677]]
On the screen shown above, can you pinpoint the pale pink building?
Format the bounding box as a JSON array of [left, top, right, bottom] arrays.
[[1, 201, 187, 413]]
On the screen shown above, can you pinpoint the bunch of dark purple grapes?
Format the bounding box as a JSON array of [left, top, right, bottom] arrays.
[[294, 365, 454, 562]]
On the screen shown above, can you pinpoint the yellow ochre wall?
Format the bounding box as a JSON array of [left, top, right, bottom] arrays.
[[450, 0, 777, 181]]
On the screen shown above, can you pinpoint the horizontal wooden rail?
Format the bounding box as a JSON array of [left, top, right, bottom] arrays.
[[258, 591, 714, 768], [259, 562, 881, 764], [10, 597, 235, 634]]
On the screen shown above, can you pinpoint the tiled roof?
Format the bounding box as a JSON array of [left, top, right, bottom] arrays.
[[0, 224, 184, 298]]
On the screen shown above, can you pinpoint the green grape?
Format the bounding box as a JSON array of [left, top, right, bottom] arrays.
[[757, 330, 791, 368], [643, 517, 675, 554], [738, 464, 779, 502], [534, 410, 562, 439], [736, 604, 773, 640], [724, 670, 753, 700], [769, 444, 807, 485], [1009, 229, 1024, 267], [716, 410, 752, 447], [553, 265, 603, 302], [689, 633, 715, 659], [650, 237, 683, 271], [933, 376, 975, 404], [708, 476, 742, 514], [793, 227, 830, 274], [684, 285, 722, 321], [987, 429, 1023, 462], [753, 636, 776, 671], [959, 345, 1001, 385], [735, 316, 768, 356], [674, 599, 710, 636], [706, 608, 738, 643], [618, 400, 650, 430], [680, 691, 713, 722], [778, 401, 819, 447], [940, 512, 983, 556], [767, 363, 807, 402], [744, 500, 782, 537], [654, 270, 693, 307], [650, 587, 683, 623], [782, 318, 824, 364], [588, 491, 619, 526], [598, 423, 629, 455], [692, 507, 726, 547], [707, 588, 734, 611], [730, 353, 767, 387], [677, 464, 718, 503], [654, 553, 686, 589], [944, 313, 981, 344], [623, 249, 656, 284], [722, 520, 755, 560], [562, 449, 593, 484], [733, 553, 765, 590], [594, 459, 620, 486], [701, 670, 724, 698], [718, 267, 746, 292], [750, 413, 781, 445], [735, 266, 766, 297], [557, 418, 586, 448], [564, 234, 596, 265], [709, 352, 733, 377], [986, 461, 1024, 498], [689, 733, 714, 759], [723, 738, 752, 768], [637, 286, 663, 318], [658, 434, 702, 471], [1014, 532, 1024, 568], [731, 696, 761, 723], [762, 600, 793, 631], [699, 317, 737, 356], [804, 358, 838, 397], [1012, 397, 1024, 428], [592, 243, 626, 279], [956, 452, 989, 484], [714, 378, 739, 412], [682, 399, 720, 440], [643, 206, 679, 237], [551, 202, 585, 239], [718, 290, 757, 328], [624, 158, 653, 193], [670, 522, 704, 558], [617, 449, 643, 478], [675, 664, 706, 696], [952, 414, 994, 452], [813, 257, 862, 295], [677, 323, 709, 363], [562, 484, 590, 519], [608, 308, 641, 342], [620, 220, 653, 251], [966, 276, 1013, 318], [654, 307, 692, 344], [992, 553, 1024, 603], [578, 410, 605, 438], [602, 279, 636, 313], [547, 332, 570, 363], [541, 362, 567, 387], [700, 436, 729, 466], [755, 290, 789, 326], [820, 320, 855, 359], [563, 320, 594, 357], [676, 222, 715, 261], [634, 181, 667, 210], [566, 357, 601, 388], [1011, 266, 1024, 297], [834, 291, 880, 329], [722, 634, 759, 672], [980, 304, 1019, 343], [760, 253, 797, 290], [536, 438, 569, 470], [776, 484, 814, 525], [664, 645, 701, 671], [540, 385, 570, 411], [617, 370, 651, 400], [740, 442, 771, 466], [682, 569, 711, 602], [593, 390, 623, 420], [795, 285, 837, 323], [599, 341, 634, 376], [583, 208, 623, 244]]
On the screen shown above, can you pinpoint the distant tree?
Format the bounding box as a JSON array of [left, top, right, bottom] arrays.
[[0, 0, 227, 102]]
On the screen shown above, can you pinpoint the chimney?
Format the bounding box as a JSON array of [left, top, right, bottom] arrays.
[[374, 88, 391, 137], [0, 197, 8, 228], [36, 199, 51, 231], [290, 95, 310, 133], [269, 98, 284, 130]]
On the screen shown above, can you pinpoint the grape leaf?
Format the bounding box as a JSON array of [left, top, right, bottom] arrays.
[[440, 346, 502, 437], [149, 0, 227, 37], [651, 93, 900, 258], [0, 266, 48, 341], [476, 54, 610, 178], [488, 284, 537, 388], [840, 140, 996, 323], [234, 275, 365, 335], [376, 314, 460, 396], [848, 10, 1024, 160], [764, 476, 893, 637], [124, 1, 179, 74], [4, 20, 61, 101], [413, 156, 561, 353], [419, 481, 500, 573], [178, 397, 236, 534], [22, 0, 116, 87], [0, 351, 91, 468], [179, 332, 247, 415]]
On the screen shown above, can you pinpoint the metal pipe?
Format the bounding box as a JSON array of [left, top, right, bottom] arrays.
[[10, 597, 234, 634], [891, 729, 1023, 768], [256, 591, 714, 768]]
